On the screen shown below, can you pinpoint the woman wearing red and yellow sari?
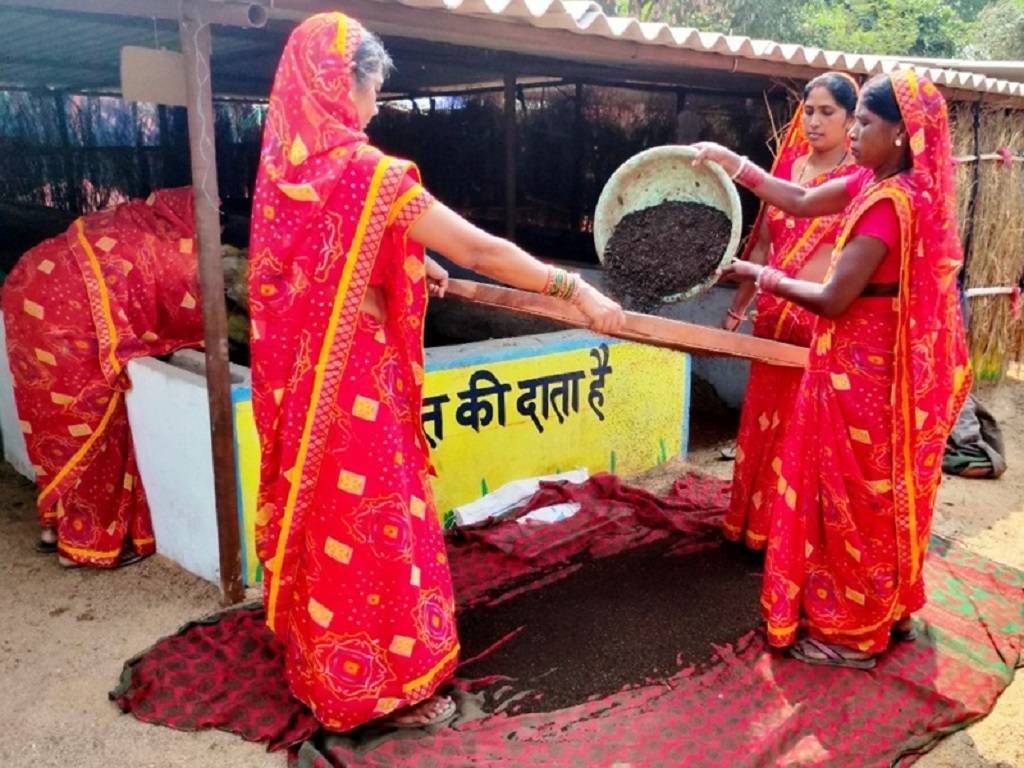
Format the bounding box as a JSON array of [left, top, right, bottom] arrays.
[[723, 73, 861, 550], [699, 70, 970, 667], [250, 13, 623, 731], [1, 188, 204, 567]]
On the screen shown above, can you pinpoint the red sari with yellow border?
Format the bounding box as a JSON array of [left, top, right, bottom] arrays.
[[724, 107, 861, 550], [1, 188, 202, 566], [761, 72, 971, 654], [249, 13, 458, 732]]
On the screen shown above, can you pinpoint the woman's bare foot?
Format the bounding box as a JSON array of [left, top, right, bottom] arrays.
[[385, 695, 456, 728]]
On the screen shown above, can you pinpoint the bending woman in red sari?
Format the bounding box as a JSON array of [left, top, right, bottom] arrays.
[[250, 13, 623, 732], [722, 73, 861, 550], [1, 188, 204, 567], [698, 70, 970, 667]]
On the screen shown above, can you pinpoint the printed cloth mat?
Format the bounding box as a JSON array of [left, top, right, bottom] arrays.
[[111, 473, 1024, 767]]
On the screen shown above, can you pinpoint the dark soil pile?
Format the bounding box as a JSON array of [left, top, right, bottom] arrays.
[[604, 201, 731, 312], [456, 540, 763, 715]]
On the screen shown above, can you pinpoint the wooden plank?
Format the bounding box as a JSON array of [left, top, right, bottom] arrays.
[[180, 5, 244, 605], [445, 279, 809, 368]]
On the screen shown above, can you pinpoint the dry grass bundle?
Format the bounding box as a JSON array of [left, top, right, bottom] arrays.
[[959, 107, 1024, 382], [948, 102, 976, 247]]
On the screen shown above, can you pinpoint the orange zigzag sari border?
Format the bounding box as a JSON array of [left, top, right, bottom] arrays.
[[71, 218, 123, 384]]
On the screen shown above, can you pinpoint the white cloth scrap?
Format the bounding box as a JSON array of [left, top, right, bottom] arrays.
[[453, 468, 588, 527]]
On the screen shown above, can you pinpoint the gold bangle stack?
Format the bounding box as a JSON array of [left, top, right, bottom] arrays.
[[543, 267, 584, 303]]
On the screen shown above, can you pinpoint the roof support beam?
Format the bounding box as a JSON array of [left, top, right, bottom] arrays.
[[0, 0, 268, 27]]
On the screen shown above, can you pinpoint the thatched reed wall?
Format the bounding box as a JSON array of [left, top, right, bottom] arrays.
[[949, 102, 1024, 382]]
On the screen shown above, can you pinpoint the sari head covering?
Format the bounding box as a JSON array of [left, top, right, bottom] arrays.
[[249, 13, 435, 640], [252, 12, 367, 262]]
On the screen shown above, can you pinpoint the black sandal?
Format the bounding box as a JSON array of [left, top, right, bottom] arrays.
[[891, 622, 919, 643], [35, 539, 58, 554]]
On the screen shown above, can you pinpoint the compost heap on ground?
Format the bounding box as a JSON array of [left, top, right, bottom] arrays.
[[603, 201, 731, 312], [456, 539, 763, 715]]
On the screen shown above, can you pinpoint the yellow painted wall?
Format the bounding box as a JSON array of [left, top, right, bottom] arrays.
[[232, 331, 690, 584]]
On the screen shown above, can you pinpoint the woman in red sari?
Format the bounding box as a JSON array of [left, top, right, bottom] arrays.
[[250, 13, 623, 731], [698, 70, 970, 667], [1, 188, 204, 567], [722, 73, 861, 550]]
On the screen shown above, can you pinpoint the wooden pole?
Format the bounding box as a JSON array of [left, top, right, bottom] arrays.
[[179, 2, 244, 604], [504, 71, 517, 240], [52, 90, 79, 212], [445, 279, 809, 368], [570, 81, 584, 232]]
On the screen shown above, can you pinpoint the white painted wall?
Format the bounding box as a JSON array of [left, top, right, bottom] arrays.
[[0, 311, 35, 479], [125, 350, 249, 584]]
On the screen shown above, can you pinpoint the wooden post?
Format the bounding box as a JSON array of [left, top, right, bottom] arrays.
[[131, 102, 152, 195], [179, 3, 244, 605], [570, 82, 584, 232], [504, 71, 517, 240], [52, 90, 79, 212]]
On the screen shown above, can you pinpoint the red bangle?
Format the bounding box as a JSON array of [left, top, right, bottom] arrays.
[[757, 266, 785, 294], [737, 160, 768, 190]]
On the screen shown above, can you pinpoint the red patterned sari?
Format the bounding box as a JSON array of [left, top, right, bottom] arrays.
[[249, 13, 457, 732], [724, 106, 861, 549], [761, 72, 971, 653], [1, 188, 203, 566]]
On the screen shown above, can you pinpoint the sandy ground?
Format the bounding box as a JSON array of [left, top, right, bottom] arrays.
[[1, 372, 1021, 768]]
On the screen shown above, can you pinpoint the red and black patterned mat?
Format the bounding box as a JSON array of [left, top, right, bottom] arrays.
[[111, 473, 1024, 767]]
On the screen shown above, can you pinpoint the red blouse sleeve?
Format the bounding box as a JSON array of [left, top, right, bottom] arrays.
[[850, 198, 899, 250], [844, 167, 874, 200], [387, 171, 436, 237]]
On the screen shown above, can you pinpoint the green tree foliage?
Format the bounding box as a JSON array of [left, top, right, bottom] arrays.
[[598, 0, 1010, 58], [962, 0, 1024, 58], [601, 0, 808, 40], [797, 0, 967, 56]]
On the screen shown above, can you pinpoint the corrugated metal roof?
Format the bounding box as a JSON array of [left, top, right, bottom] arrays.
[[1, 0, 1022, 103], [362, 0, 1024, 101]]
